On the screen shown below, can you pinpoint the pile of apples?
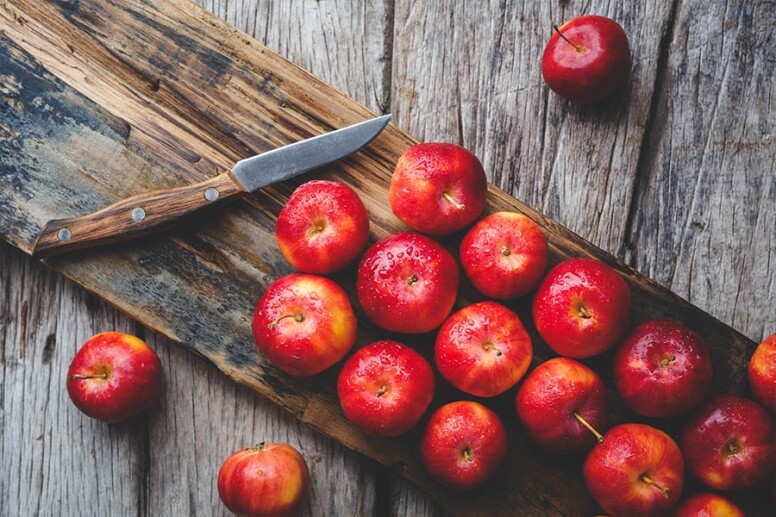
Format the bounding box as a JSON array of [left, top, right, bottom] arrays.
[[247, 132, 776, 515], [62, 14, 776, 517]]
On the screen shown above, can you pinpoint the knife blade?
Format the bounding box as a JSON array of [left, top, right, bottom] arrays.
[[32, 114, 391, 258]]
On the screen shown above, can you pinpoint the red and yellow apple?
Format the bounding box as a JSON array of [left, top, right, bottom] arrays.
[[541, 15, 632, 104], [420, 400, 508, 491], [389, 142, 487, 236], [613, 320, 713, 418], [459, 211, 548, 299], [749, 332, 776, 412], [671, 493, 744, 517], [584, 423, 685, 517], [680, 395, 776, 491], [275, 179, 370, 274], [218, 442, 309, 517], [356, 232, 459, 333], [252, 274, 357, 377], [515, 357, 608, 452], [66, 331, 163, 423], [435, 301, 532, 397], [532, 257, 631, 358], [337, 340, 435, 437]]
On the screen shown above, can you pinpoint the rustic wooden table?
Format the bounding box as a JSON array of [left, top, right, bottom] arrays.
[[2, 1, 774, 515]]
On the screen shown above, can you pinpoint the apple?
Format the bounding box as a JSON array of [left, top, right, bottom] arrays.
[[435, 301, 532, 397], [671, 493, 744, 517], [389, 142, 487, 236], [337, 340, 435, 437], [681, 395, 776, 491], [541, 15, 632, 104], [66, 331, 163, 423], [749, 332, 776, 412], [252, 273, 357, 377], [218, 442, 309, 517], [420, 400, 508, 491], [356, 231, 459, 334], [515, 357, 608, 452], [613, 320, 713, 418], [459, 211, 548, 299], [275, 179, 369, 274], [584, 423, 685, 517], [532, 257, 631, 358]]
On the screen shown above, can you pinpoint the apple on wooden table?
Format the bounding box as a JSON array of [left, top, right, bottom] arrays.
[[356, 231, 459, 334], [66, 331, 163, 423], [680, 395, 776, 491], [613, 320, 713, 418], [218, 442, 309, 517], [459, 211, 548, 300], [275, 179, 370, 274], [515, 357, 608, 453], [420, 400, 509, 491], [389, 142, 487, 236], [541, 15, 632, 104], [337, 340, 435, 437], [532, 257, 631, 359], [584, 423, 685, 517], [435, 301, 533, 398], [252, 273, 357, 377]]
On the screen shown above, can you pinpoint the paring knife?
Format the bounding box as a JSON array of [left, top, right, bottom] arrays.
[[32, 114, 391, 258]]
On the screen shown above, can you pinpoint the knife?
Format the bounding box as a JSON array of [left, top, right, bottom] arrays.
[[32, 114, 391, 259]]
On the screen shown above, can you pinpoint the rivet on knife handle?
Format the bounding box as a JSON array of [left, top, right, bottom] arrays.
[[32, 171, 247, 259]]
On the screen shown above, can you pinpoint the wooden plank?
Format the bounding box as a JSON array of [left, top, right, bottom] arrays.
[[626, 0, 776, 343], [0, 1, 768, 515]]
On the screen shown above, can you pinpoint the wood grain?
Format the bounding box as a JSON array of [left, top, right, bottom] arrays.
[[1, 0, 773, 515]]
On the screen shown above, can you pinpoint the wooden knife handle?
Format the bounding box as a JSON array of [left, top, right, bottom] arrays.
[[32, 171, 248, 258]]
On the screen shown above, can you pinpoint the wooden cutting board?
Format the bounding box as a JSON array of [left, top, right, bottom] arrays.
[[0, 1, 765, 514]]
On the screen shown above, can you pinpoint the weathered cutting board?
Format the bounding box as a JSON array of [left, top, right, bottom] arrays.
[[0, 0, 767, 515]]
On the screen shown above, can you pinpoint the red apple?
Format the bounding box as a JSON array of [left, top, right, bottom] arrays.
[[275, 179, 369, 274], [420, 400, 508, 491], [356, 232, 459, 333], [389, 142, 487, 236], [749, 332, 776, 412], [584, 423, 685, 517], [681, 395, 776, 491], [252, 274, 357, 377], [671, 493, 745, 517], [66, 331, 163, 423], [459, 211, 548, 299], [541, 15, 632, 104], [218, 442, 309, 517], [613, 320, 713, 418], [435, 301, 532, 397], [337, 340, 435, 437], [515, 357, 608, 452], [532, 257, 631, 358]]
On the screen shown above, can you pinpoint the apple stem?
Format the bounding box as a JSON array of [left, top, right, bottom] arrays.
[[461, 446, 474, 462], [482, 342, 503, 357], [268, 313, 305, 329], [577, 305, 592, 319], [248, 442, 267, 453], [572, 411, 604, 443], [500, 245, 511, 257], [441, 191, 465, 210], [375, 384, 388, 397], [406, 273, 419, 286], [552, 24, 585, 53], [640, 474, 670, 500], [71, 372, 109, 380], [659, 355, 677, 367]]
